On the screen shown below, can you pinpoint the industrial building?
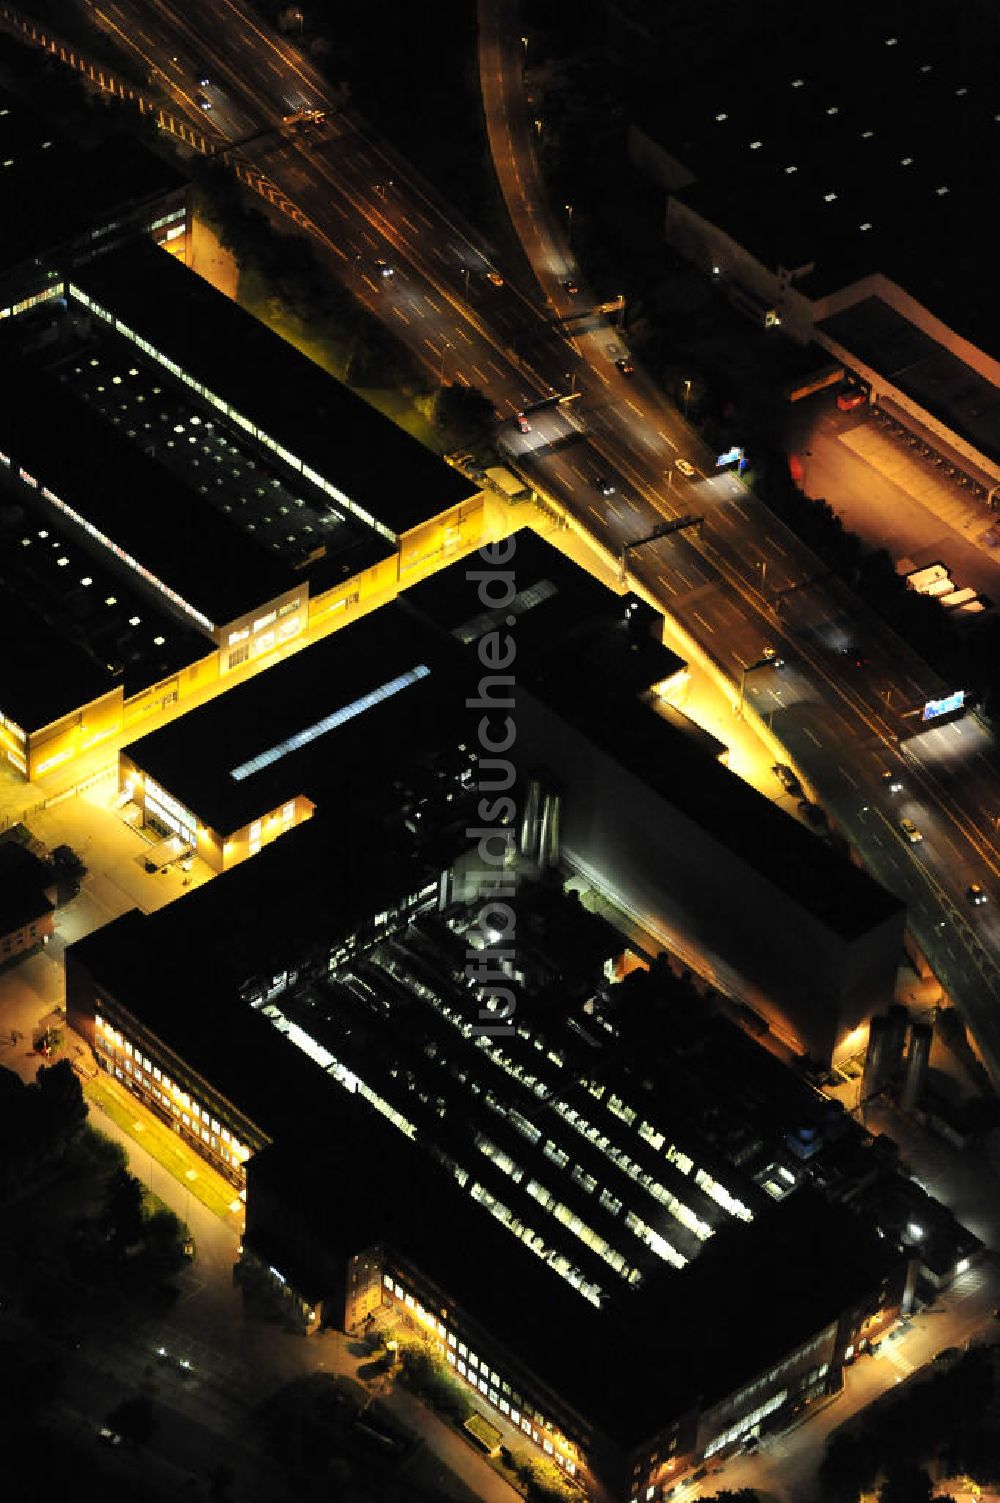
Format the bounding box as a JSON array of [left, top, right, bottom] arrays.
[[0, 237, 487, 780], [0, 80, 189, 314], [67, 837, 914, 1497], [107, 531, 902, 1060], [406, 533, 906, 1065], [626, 0, 1000, 495]]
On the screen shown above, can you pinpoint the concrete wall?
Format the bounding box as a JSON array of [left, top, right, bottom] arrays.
[[513, 690, 902, 1065]]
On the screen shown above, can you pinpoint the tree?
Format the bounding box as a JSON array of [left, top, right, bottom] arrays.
[[820, 1432, 880, 1503], [432, 383, 498, 449], [700, 1492, 760, 1502], [879, 1461, 934, 1503], [102, 1167, 145, 1250]]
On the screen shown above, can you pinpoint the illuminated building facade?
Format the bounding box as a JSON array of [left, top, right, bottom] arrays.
[[0, 237, 487, 783], [0, 843, 56, 965]]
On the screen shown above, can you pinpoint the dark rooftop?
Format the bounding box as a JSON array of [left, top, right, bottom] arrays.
[[817, 297, 1000, 470], [0, 491, 207, 729], [408, 534, 902, 942], [0, 99, 185, 278], [0, 592, 120, 731], [632, 1, 1000, 356], [0, 840, 55, 935], [248, 1092, 900, 1449], [122, 602, 474, 834], [0, 352, 295, 631], [70, 239, 478, 538]]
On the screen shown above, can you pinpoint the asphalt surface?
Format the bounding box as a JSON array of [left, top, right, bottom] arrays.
[[72, 0, 1000, 1081]]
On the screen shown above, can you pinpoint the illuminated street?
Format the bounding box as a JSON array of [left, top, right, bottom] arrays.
[[4, 5, 1000, 1502]]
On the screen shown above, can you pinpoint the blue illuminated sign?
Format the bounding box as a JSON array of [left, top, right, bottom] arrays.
[[922, 689, 966, 722], [716, 446, 744, 468]]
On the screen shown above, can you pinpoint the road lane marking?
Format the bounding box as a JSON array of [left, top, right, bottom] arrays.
[[763, 534, 788, 556], [803, 728, 822, 747], [691, 611, 714, 633], [839, 766, 860, 788]]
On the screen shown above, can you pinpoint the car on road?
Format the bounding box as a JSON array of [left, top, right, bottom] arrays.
[[485, 269, 504, 287], [98, 1427, 124, 1447], [772, 764, 803, 796], [762, 645, 786, 667], [967, 883, 989, 906], [196, 94, 212, 111], [516, 413, 531, 433], [881, 768, 904, 793], [841, 643, 870, 668], [375, 260, 394, 279], [182, 1235, 196, 1259], [899, 818, 923, 844], [837, 387, 867, 412], [561, 278, 579, 295], [615, 357, 635, 377], [596, 477, 616, 496], [675, 458, 695, 477]]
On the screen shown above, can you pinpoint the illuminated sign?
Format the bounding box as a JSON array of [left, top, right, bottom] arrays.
[[716, 446, 744, 468], [922, 689, 966, 722]]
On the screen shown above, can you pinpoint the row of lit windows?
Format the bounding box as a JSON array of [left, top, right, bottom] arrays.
[[66, 284, 397, 544], [0, 285, 62, 322], [0, 709, 26, 742], [95, 1014, 250, 1162], [150, 208, 186, 232], [381, 1271, 578, 1476]]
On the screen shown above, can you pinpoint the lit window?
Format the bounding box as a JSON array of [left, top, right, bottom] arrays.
[[824, 192, 837, 202], [749, 140, 762, 149], [860, 222, 873, 230], [56, 557, 68, 567], [81, 576, 92, 586], [785, 164, 797, 174], [715, 112, 727, 122], [129, 616, 141, 627], [105, 596, 117, 606]]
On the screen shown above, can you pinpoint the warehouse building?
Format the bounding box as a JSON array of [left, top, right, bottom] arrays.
[[0, 81, 188, 316], [626, 0, 1000, 494], [0, 238, 487, 780], [66, 845, 909, 1497]]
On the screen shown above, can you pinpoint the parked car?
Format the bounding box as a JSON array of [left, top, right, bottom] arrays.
[[516, 413, 531, 433], [772, 764, 803, 797]]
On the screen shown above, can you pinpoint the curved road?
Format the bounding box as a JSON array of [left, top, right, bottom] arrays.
[[77, 0, 1000, 1079]]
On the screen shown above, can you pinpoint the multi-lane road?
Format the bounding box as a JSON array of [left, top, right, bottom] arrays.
[[72, 0, 1000, 1077]]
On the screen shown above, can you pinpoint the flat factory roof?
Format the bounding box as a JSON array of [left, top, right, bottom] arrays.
[[70, 238, 478, 538], [818, 297, 1000, 471], [122, 602, 472, 834], [633, 1, 1000, 357], [0, 352, 295, 632], [0, 95, 184, 277], [249, 1095, 899, 1448]]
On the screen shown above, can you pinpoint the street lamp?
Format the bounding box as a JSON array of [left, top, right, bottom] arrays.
[[754, 558, 767, 596], [683, 378, 692, 417], [564, 203, 574, 240], [439, 339, 453, 385]]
